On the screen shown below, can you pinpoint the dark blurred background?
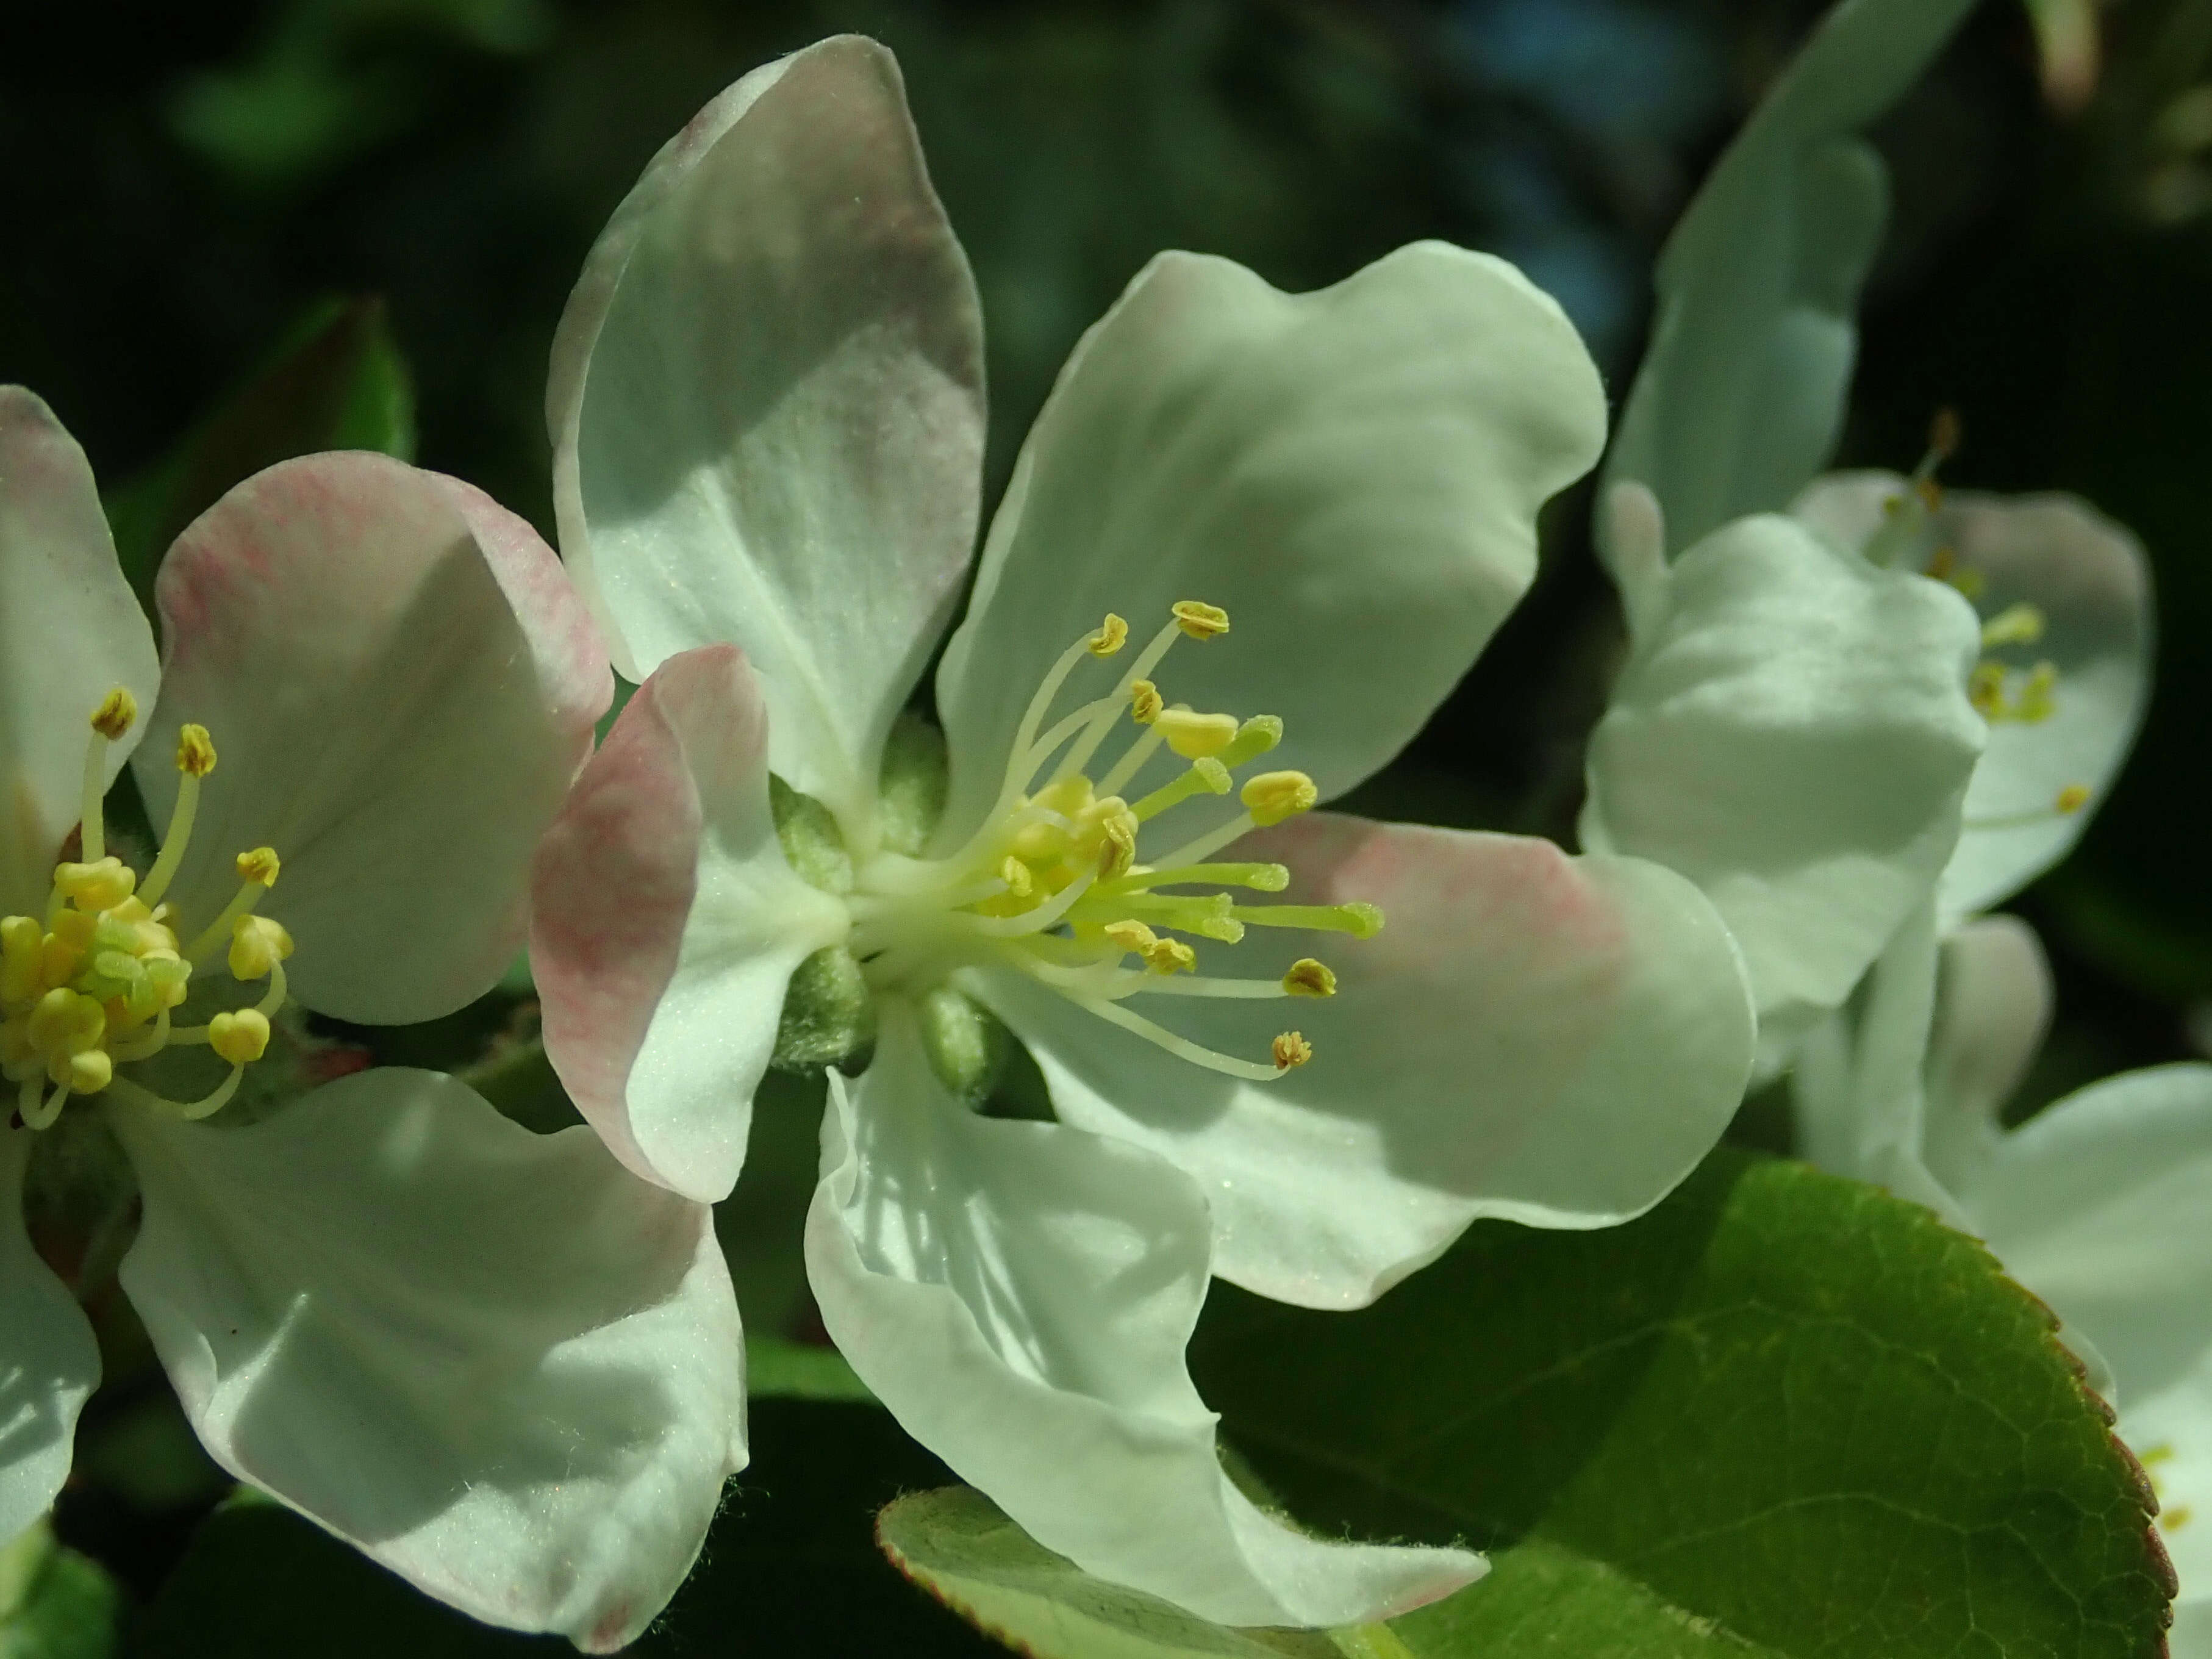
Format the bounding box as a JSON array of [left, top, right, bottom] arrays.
[[4, 0, 2209, 1638]]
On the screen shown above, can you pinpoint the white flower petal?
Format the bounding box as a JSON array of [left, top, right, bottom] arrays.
[[1972, 1064, 2212, 1408], [0, 387, 160, 911], [934, 242, 1606, 845], [1920, 914, 2052, 1197], [534, 646, 847, 1203], [1603, 0, 1977, 561], [806, 1011, 1481, 1628], [975, 815, 1753, 1311], [1581, 512, 1984, 1040], [0, 1128, 100, 1543], [134, 453, 609, 1027], [110, 1069, 746, 1652], [550, 35, 985, 834], [1793, 473, 2153, 922]]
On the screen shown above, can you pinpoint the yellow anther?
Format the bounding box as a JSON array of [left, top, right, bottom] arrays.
[[2014, 662, 2058, 723], [1980, 604, 2047, 648], [55, 858, 136, 912], [27, 988, 102, 1057], [1142, 936, 1197, 975], [1130, 681, 1164, 725], [90, 688, 137, 741], [1096, 808, 1139, 880], [2056, 784, 2092, 814], [1282, 959, 1336, 998], [1087, 614, 1129, 657], [1914, 477, 1943, 513], [208, 1008, 272, 1066], [61, 1049, 112, 1095], [0, 1017, 30, 1069], [1219, 715, 1283, 768], [1, 917, 41, 1005], [1969, 662, 2008, 720], [998, 856, 1035, 901], [2164, 1507, 2196, 1535], [236, 847, 281, 887], [1172, 601, 1229, 640], [1272, 1031, 1313, 1071], [1156, 709, 1240, 760], [1103, 920, 1161, 956], [176, 724, 217, 778], [143, 955, 191, 1012], [227, 915, 294, 982], [1241, 770, 1318, 828]]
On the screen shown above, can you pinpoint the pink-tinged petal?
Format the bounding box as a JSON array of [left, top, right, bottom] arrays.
[[0, 1127, 101, 1541], [0, 387, 159, 911], [133, 452, 611, 1027], [110, 1068, 746, 1652], [534, 647, 846, 1203], [807, 1012, 1481, 1627], [551, 35, 984, 835], [977, 813, 1755, 1310]]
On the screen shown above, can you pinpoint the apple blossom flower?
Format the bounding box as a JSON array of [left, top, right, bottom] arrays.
[[531, 35, 1757, 1627], [0, 387, 743, 1650]]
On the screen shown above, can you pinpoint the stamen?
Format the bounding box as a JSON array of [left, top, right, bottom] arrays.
[[1240, 771, 1318, 828], [1131, 759, 1231, 822], [209, 1009, 271, 1066], [54, 858, 135, 912], [104, 1067, 246, 1123], [1281, 959, 1336, 997], [1218, 716, 1282, 768], [1088, 614, 1128, 656], [1231, 902, 1384, 939], [1095, 718, 1169, 798], [1966, 786, 2094, 831], [1981, 604, 2046, 648], [21, 1079, 64, 1132], [1070, 992, 1285, 1082], [1154, 709, 1239, 760], [1050, 615, 1190, 788], [228, 915, 295, 983], [141, 725, 217, 907], [185, 849, 282, 964], [1172, 601, 1230, 640], [1095, 804, 1139, 880], [1272, 1031, 1314, 1071], [1122, 891, 1244, 942], [972, 873, 1097, 939], [1130, 681, 1164, 725], [80, 688, 137, 865]]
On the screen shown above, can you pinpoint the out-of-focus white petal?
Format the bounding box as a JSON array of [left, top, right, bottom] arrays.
[[934, 242, 1605, 845], [1794, 473, 2152, 921], [1582, 512, 1983, 1042], [1602, 0, 1978, 562], [0, 1128, 100, 1543], [1920, 914, 2052, 1197], [534, 646, 846, 1203], [135, 453, 609, 1027], [0, 387, 160, 912], [976, 814, 1753, 1311], [549, 36, 985, 835], [111, 1069, 746, 1652], [806, 1011, 1481, 1627]]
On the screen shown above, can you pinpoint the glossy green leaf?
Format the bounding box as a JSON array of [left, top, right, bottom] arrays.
[[0, 1521, 120, 1659], [103, 296, 417, 611], [882, 1152, 2173, 1658]]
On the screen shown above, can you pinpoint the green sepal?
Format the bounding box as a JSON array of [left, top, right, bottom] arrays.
[[772, 945, 876, 1075], [0, 1519, 122, 1659], [915, 986, 1010, 1108], [770, 776, 855, 896], [878, 713, 951, 858]]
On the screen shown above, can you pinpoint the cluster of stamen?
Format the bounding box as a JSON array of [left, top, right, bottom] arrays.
[[848, 603, 1380, 1081], [1872, 414, 2090, 832], [0, 690, 293, 1130]]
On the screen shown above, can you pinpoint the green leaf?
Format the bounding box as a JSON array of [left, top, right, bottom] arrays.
[[104, 296, 417, 612], [0, 1521, 121, 1659], [881, 1152, 2173, 1658], [746, 1335, 878, 1404]]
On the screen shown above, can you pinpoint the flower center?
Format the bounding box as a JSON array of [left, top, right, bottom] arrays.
[[0, 690, 294, 1130], [847, 604, 1381, 1082]]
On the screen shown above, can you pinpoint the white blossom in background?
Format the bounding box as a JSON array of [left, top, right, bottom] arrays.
[[529, 34, 1759, 1629], [0, 387, 745, 1652]]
